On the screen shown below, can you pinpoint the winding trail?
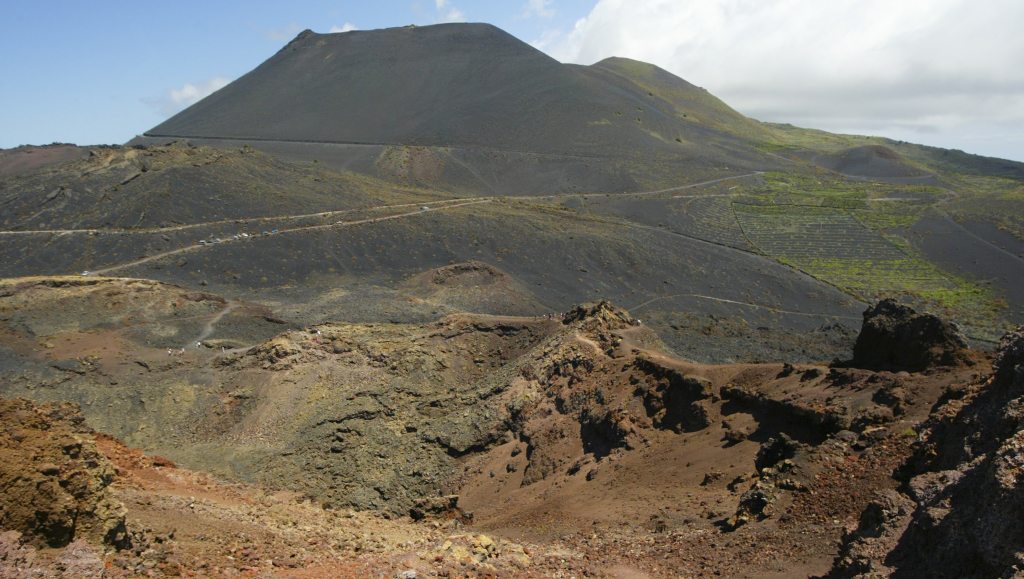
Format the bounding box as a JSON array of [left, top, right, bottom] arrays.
[[626, 292, 861, 321], [1, 172, 764, 278], [442, 149, 500, 195], [938, 217, 1024, 268], [194, 300, 239, 347], [2, 167, 869, 333], [0, 198, 479, 237], [0, 171, 764, 238], [671, 193, 733, 200], [630, 172, 765, 197], [928, 190, 1024, 269], [87, 199, 490, 276]]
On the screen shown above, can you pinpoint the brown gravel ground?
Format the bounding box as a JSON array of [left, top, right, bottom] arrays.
[[0, 426, 931, 579]]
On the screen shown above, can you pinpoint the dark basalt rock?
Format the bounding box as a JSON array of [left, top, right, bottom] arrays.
[[825, 326, 1024, 578], [852, 299, 970, 371]]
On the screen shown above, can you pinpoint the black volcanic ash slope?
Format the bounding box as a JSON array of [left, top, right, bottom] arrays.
[[147, 24, 765, 165], [0, 143, 432, 231]]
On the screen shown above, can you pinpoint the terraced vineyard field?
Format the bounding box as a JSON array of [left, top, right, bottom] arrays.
[[572, 193, 753, 250], [733, 203, 956, 295], [741, 172, 946, 208], [851, 200, 928, 230], [669, 195, 750, 247]]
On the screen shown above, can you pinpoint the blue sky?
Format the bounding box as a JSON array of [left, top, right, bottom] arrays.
[[0, 1, 594, 149], [0, 1, 593, 148], [3, 0, 1023, 162]]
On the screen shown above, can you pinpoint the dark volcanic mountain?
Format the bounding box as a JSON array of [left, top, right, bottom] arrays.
[[148, 24, 761, 162], [5, 22, 1024, 355]]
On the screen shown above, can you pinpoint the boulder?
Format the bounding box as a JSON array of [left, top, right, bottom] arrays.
[[852, 299, 970, 371], [409, 495, 469, 522], [727, 434, 813, 530], [826, 490, 915, 579]]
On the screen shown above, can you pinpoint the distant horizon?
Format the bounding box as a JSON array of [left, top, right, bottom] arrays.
[[3, 1, 1023, 163]]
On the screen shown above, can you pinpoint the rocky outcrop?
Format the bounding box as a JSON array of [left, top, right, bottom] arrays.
[[564, 300, 634, 327], [632, 355, 715, 432], [825, 326, 1024, 578], [409, 495, 471, 523], [0, 397, 128, 549], [727, 434, 812, 529], [721, 380, 853, 434], [826, 490, 916, 578], [852, 299, 971, 371]]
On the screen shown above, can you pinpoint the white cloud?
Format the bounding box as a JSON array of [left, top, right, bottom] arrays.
[[544, 0, 1024, 161], [530, 28, 562, 51], [439, 8, 466, 22], [265, 22, 303, 41], [143, 77, 233, 118], [523, 0, 555, 18], [432, 0, 465, 23], [329, 22, 358, 33]]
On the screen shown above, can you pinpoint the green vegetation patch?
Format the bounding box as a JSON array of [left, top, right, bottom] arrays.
[[905, 286, 1012, 343], [733, 203, 956, 296], [749, 141, 799, 153], [727, 171, 1018, 338], [730, 172, 941, 230], [760, 123, 892, 154], [851, 207, 921, 231]]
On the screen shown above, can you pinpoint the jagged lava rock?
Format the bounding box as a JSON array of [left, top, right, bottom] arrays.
[[826, 325, 1024, 578], [852, 298, 970, 371], [0, 397, 128, 549]]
